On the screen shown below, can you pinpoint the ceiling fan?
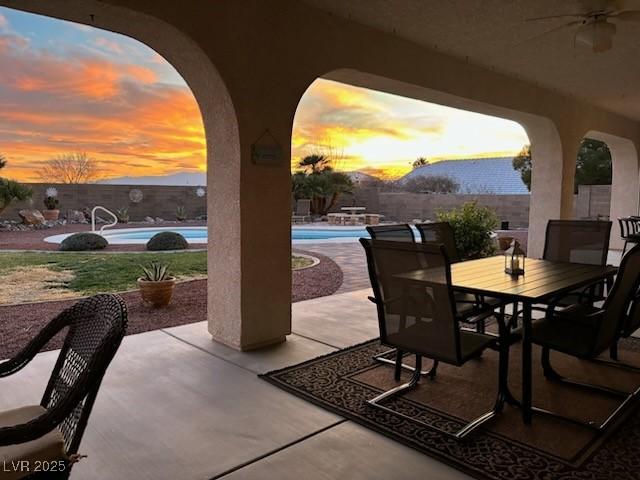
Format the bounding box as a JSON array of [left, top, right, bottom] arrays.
[[525, 0, 640, 52]]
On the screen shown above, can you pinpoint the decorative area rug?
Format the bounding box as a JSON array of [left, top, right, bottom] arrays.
[[262, 338, 640, 480]]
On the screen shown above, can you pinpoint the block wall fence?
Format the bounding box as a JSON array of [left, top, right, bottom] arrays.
[[1, 183, 610, 225]]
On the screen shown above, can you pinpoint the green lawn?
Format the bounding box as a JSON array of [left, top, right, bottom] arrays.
[[0, 251, 314, 298]]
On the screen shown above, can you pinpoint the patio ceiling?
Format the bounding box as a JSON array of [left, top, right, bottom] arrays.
[[302, 0, 640, 121]]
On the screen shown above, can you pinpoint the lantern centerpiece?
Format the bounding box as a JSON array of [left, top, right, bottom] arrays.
[[505, 239, 525, 276]]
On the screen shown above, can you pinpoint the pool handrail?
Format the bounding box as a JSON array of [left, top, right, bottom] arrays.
[[91, 206, 118, 235]]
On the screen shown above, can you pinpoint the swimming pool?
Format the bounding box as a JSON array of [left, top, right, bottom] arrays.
[[44, 226, 384, 245]]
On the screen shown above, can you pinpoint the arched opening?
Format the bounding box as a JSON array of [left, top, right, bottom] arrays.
[[571, 138, 613, 220], [291, 71, 562, 258], [0, 1, 244, 346], [581, 131, 640, 251]]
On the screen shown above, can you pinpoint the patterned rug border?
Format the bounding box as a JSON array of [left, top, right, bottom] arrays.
[[260, 338, 497, 480], [260, 337, 640, 480]]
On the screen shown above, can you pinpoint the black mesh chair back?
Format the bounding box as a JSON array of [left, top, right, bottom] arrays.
[[415, 222, 460, 263], [361, 238, 463, 365], [543, 220, 612, 265], [0, 294, 127, 459], [599, 245, 640, 349], [366, 224, 415, 242]]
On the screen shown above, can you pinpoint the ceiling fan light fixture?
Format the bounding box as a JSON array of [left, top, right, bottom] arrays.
[[576, 19, 616, 52]]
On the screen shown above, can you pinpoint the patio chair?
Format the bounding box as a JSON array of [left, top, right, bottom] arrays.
[[0, 294, 127, 479], [415, 222, 460, 262], [619, 216, 640, 256], [542, 219, 612, 307], [365, 224, 501, 373], [365, 224, 416, 242], [292, 199, 311, 224], [531, 244, 640, 431], [361, 239, 514, 439], [415, 221, 504, 334]]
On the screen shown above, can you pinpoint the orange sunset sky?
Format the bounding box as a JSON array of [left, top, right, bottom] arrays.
[[0, 7, 529, 183]]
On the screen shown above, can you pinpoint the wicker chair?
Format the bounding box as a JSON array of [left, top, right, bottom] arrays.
[[619, 216, 640, 256], [531, 244, 640, 431], [0, 294, 127, 479], [361, 239, 515, 439]]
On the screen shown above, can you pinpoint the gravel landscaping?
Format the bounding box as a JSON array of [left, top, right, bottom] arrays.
[[0, 249, 342, 359]]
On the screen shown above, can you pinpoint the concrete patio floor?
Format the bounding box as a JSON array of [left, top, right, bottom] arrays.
[[0, 288, 471, 480], [0, 248, 626, 479]]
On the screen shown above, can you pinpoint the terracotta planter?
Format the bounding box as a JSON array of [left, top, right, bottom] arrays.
[[498, 236, 514, 251], [42, 209, 60, 221], [137, 277, 176, 308]]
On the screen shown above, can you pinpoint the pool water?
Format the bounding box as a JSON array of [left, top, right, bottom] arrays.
[[45, 226, 379, 245]]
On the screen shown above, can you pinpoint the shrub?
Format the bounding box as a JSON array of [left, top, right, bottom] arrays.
[[437, 201, 498, 260], [146, 231, 188, 251], [59, 232, 108, 251], [116, 207, 129, 224]]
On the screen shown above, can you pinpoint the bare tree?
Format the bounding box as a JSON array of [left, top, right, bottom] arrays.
[[38, 152, 99, 184]]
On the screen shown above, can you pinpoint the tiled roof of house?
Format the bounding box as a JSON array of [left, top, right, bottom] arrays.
[[400, 157, 529, 195]]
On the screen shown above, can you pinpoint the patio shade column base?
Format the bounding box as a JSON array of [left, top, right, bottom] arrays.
[[211, 334, 286, 352]]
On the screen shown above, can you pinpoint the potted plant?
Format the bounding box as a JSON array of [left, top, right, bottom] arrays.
[[137, 262, 176, 308], [116, 207, 130, 224], [42, 187, 60, 221], [176, 205, 187, 221]]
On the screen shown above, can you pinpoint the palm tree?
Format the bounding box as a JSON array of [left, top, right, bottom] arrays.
[[0, 155, 32, 215], [298, 155, 331, 174]]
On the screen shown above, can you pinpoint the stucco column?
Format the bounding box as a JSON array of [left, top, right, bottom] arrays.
[[523, 118, 565, 258], [207, 103, 295, 351]]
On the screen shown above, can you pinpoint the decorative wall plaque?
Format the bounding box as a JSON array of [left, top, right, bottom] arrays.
[[251, 129, 282, 165], [129, 189, 143, 203]]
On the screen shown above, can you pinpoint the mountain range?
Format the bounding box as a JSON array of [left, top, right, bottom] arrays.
[[99, 171, 206, 186]]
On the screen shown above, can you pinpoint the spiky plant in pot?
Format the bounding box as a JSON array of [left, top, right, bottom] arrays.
[[137, 262, 176, 307]]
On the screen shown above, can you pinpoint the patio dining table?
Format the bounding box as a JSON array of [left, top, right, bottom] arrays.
[[394, 255, 617, 425]]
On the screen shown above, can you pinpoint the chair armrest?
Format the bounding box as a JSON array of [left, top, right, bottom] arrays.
[[0, 312, 67, 379], [0, 408, 60, 447]]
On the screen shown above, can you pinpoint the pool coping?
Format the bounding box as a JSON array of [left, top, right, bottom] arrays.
[[44, 225, 373, 245]]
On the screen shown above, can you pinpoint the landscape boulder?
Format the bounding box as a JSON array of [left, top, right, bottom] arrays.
[[66, 210, 88, 224], [18, 209, 45, 225]]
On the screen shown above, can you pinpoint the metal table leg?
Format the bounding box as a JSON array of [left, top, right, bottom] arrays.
[[522, 301, 533, 424]]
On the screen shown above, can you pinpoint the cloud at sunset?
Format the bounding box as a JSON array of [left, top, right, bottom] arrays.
[[292, 79, 530, 178], [0, 7, 205, 183], [0, 6, 529, 184]]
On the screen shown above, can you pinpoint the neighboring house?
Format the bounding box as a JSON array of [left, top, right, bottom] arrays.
[[399, 157, 529, 195], [345, 171, 380, 185]]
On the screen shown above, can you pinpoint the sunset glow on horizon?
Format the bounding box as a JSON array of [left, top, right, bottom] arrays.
[[0, 7, 529, 183]]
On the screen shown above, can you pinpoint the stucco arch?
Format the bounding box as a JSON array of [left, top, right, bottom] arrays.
[[1, 0, 244, 344], [582, 131, 640, 249], [303, 69, 562, 257]]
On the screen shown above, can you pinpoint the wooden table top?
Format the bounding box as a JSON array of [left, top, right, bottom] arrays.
[[394, 256, 617, 302]]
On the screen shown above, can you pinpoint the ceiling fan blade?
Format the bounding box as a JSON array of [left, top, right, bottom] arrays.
[[613, 0, 640, 11], [517, 21, 583, 45], [525, 14, 585, 22], [611, 9, 640, 20], [580, 0, 610, 11]]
